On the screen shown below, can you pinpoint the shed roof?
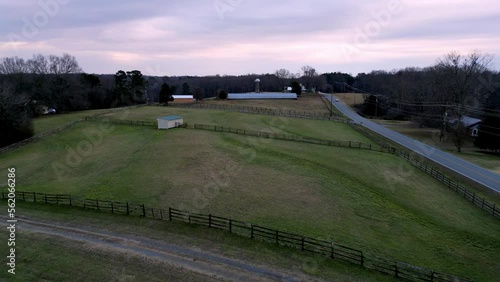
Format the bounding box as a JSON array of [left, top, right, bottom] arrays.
[[158, 116, 183, 121]]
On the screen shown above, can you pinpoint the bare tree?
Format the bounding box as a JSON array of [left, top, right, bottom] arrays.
[[451, 120, 467, 152], [301, 65, 319, 91], [275, 68, 291, 90], [434, 51, 493, 114], [49, 53, 82, 75], [434, 51, 493, 151], [0, 57, 27, 74], [26, 54, 50, 74], [301, 65, 317, 77]]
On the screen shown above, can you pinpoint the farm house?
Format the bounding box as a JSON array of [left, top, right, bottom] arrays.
[[157, 116, 184, 129]]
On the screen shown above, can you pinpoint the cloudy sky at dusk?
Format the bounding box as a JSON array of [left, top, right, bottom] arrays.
[[1, 0, 499, 76]]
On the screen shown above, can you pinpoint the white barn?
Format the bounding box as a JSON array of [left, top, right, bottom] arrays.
[[157, 116, 183, 129]]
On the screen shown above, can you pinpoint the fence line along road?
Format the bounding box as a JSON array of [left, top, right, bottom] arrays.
[[348, 123, 500, 219], [2, 191, 472, 282], [322, 93, 500, 194]]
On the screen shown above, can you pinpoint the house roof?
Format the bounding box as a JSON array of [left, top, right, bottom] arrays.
[[158, 116, 183, 121], [450, 116, 482, 127]]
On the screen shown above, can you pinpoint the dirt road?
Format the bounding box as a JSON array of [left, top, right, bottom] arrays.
[[1, 215, 320, 281]]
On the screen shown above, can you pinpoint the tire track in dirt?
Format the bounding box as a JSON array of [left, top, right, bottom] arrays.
[[1, 216, 318, 282]]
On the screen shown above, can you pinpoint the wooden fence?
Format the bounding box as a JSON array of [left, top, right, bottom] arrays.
[[163, 103, 348, 123], [2, 191, 472, 282], [349, 123, 500, 219], [85, 116, 158, 127], [192, 124, 383, 152]]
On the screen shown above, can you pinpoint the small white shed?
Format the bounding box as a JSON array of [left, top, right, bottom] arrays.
[[157, 116, 183, 129]]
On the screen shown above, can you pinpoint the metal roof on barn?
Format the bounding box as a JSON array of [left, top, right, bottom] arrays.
[[172, 95, 193, 99], [158, 116, 183, 121], [228, 93, 297, 100]]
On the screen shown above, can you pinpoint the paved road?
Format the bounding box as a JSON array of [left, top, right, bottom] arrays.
[[322, 93, 500, 194]]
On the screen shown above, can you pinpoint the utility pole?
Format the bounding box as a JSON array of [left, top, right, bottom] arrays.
[[330, 87, 334, 117], [440, 106, 448, 142], [375, 96, 378, 118]]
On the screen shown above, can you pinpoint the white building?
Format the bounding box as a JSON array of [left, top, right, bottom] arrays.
[[157, 116, 184, 129]]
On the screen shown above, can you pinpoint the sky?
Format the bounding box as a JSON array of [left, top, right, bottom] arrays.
[[1, 0, 499, 76]]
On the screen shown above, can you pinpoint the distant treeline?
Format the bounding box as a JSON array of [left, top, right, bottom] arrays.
[[1, 52, 500, 151]]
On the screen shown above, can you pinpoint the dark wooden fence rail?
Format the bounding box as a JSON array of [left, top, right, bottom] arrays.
[[163, 103, 348, 123], [192, 123, 383, 152], [2, 190, 472, 282], [348, 123, 500, 219], [85, 116, 157, 127]]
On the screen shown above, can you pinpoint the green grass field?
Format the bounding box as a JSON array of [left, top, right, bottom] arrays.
[[33, 109, 109, 135], [1, 107, 499, 281]]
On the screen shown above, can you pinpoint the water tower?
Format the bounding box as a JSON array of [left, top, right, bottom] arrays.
[[254, 78, 261, 93]]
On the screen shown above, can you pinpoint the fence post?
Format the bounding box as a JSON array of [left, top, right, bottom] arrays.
[[229, 219, 232, 233], [126, 202, 130, 215], [111, 202, 114, 213], [394, 262, 399, 277], [276, 230, 279, 244], [96, 200, 99, 211], [56, 194, 59, 204], [331, 243, 335, 259], [430, 271, 435, 282], [251, 224, 254, 239], [169, 207, 172, 221], [44, 194, 47, 204], [301, 237, 305, 251], [360, 252, 364, 267], [209, 214, 212, 228], [481, 198, 485, 209], [493, 204, 496, 216], [22, 192, 25, 202], [69, 195, 72, 207], [142, 204, 146, 217]]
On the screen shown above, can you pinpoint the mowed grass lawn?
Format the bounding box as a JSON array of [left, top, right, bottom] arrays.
[[1, 109, 499, 281], [102, 106, 372, 144]]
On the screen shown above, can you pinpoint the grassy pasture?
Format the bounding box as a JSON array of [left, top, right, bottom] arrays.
[[1, 108, 499, 280], [33, 109, 109, 135], [201, 93, 331, 113], [102, 107, 373, 144]]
